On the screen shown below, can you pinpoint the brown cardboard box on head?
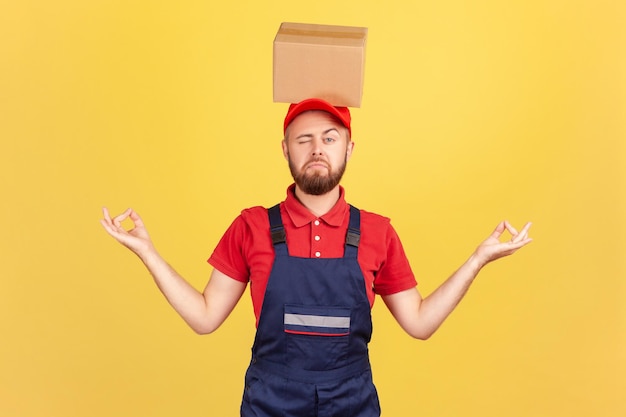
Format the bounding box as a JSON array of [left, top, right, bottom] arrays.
[[273, 22, 368, 108]]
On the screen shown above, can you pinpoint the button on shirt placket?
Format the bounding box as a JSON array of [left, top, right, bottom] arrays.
[[313, 219, 322, 258]]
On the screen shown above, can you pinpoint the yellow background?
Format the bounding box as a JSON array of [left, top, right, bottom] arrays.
[[1, 1, 624, 416]]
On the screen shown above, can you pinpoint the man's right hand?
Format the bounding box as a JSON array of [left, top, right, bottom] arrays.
[[100, 207, 246, 334]]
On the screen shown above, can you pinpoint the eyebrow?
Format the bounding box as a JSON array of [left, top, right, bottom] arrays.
[[294, 128, 340, 140]]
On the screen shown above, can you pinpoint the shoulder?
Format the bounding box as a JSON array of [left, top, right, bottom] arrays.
[[233, 206, 271, 232], [358, 208, 392, 230], [240, 205, 270, 220], [356, 208, 406, 246], [358, 208, 390, 223], [218, 206, 270, 236]]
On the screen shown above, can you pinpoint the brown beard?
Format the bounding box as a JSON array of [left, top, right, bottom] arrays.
[[288, 156, 347, 196]]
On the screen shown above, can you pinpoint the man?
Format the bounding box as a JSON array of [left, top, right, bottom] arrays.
[[101, 98, 532, 417]]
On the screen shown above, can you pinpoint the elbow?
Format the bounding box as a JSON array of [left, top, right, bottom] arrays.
[[189, 321, 218, 336], [409, 330, 434, 341], [405, 324, 436, 341], [413, 332, 434, 340], [192, 326, 216, 336], [192, 327, 213, 335]]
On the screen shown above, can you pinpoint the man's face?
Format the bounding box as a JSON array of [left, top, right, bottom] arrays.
[[282, 110, 354, 196]]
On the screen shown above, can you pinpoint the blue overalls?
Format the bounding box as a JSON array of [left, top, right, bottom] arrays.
[[240, 204, 381, 417]]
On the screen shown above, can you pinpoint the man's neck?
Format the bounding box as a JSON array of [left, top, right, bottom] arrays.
[[294, 185, 341, 218]]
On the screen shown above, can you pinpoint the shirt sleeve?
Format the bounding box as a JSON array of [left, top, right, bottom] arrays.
[[372, 222, 418, 296], [207, 206, 273, 284], [207, 214, 251, 283]]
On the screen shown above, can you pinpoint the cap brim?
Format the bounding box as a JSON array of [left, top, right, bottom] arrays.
[[283, 98, 351, 135]]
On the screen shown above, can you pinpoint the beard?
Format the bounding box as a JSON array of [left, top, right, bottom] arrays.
[[289, 156, 347, 196]]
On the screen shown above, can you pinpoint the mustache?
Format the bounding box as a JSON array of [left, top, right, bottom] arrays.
[[306, 157, 329, 167]]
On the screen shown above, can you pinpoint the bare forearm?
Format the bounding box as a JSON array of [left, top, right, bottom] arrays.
[[416, 254, 483, 338], [101, 207, 245, 334], [139, 249, 209, 332], [384, 220, 532, 340], [383, 255, 484, 340]]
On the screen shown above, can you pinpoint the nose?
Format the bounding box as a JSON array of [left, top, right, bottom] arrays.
[[311, 137, 324, 156]]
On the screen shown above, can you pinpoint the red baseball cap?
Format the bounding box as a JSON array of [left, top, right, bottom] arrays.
[[283, 98, 351, 135]]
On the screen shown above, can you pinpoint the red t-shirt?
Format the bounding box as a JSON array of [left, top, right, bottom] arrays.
[[208, 185, 417, 326]]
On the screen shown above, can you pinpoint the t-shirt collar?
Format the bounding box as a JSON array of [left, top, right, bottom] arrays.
[[284, 184, 348, 228]]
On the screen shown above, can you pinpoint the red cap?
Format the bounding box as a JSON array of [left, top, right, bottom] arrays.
[[283, 98, 351, 135]]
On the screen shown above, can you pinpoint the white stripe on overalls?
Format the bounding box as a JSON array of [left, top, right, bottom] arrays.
[[284, 313, 350, 329]]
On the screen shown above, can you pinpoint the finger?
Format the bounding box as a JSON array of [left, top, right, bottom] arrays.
[[128, 209, 145, 228], [489, 221, 506, 239], [112, 208, 132, 228], [520, 222, 532, 236], [504, 220, 519, 236], [508, 237, 533, 251], [100, 218, 120, 237], [102, 207, 112, 224], [512, 222, 532, 243], [102, 207, 124, 232]]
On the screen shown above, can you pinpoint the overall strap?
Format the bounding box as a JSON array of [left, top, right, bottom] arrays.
[[268, 204, 285, 244], [344, 205, 361, 259], [268, 204, 289, 256]]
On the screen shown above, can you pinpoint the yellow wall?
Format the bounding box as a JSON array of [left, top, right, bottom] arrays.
[[1, 1, 624, 416]]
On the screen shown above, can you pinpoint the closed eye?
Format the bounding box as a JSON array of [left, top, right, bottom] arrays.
[[295, 134, 313, 144]]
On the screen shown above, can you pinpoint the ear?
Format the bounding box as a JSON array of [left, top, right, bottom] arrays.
[[346, 140, 355, 161], [281, 139, 289, 160]]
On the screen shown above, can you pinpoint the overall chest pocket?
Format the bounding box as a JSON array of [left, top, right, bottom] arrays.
[[284, 304, 351, 371]]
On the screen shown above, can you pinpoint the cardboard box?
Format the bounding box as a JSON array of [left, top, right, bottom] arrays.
[[273, 22, 368, 108]]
